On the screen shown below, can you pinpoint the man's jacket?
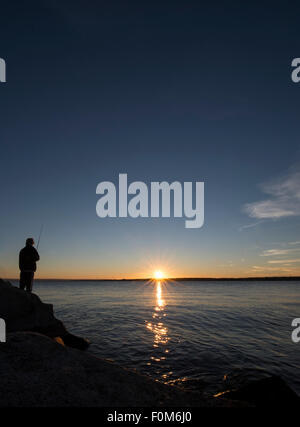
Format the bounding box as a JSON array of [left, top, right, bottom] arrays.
[[19, 245, 40, 272]]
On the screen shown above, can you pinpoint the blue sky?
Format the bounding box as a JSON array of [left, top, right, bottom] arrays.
[[0, 1, 300, 278]]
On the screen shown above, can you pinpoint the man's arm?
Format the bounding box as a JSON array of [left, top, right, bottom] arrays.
[[33, 247, 40, 261]]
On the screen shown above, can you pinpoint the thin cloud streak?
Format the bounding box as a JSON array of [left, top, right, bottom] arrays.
[[244, 167, 300, 219], [260, 249, 299, 256], [252, 265, 294, 272], [268, 259, 300, 264], [238, 220, 263, 231]]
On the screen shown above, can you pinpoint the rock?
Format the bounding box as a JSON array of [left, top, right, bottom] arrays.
[[0, 279, 89, 350], [217, 375, 300, 407], [0, 332, 210, 407], [0, 279, 65, 335], [61, 332, 90, 350]]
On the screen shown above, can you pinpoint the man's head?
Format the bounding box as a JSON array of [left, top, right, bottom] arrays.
[[26, 238, 34, 246]]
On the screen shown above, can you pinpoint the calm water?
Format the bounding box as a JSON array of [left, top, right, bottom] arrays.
[[11, 279, 300, 395]]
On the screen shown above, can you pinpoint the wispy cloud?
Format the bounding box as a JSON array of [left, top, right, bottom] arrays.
[[268, 259, 300, 264], [251, 265, 294, 272], [260, 248, 297, 256], [244, 167, 300, 219], [238, 220, 263, 231]]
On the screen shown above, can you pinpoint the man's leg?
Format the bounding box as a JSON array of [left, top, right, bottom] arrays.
[[19, 271, 26, 290], [25, 272, 34, 293]]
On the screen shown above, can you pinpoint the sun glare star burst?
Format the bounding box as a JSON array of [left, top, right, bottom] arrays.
[[154, 270, 164, 280]]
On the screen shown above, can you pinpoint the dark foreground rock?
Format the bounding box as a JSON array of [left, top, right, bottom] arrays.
[[0, 332, 214, 407], [0, 279, 89, 350], [217, 376, 300, 407]]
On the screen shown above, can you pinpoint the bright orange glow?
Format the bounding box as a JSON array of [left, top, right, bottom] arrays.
[[154, 270, 165, 280]]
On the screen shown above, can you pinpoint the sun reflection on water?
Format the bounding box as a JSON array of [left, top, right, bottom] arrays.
[[145, 280, 171, 381], [156, 280, 164, 309]]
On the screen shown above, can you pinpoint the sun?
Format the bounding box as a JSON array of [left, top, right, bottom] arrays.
[[154, 270, 164, 280]]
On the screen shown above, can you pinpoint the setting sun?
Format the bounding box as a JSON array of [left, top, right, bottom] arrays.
[[154, 270, 164, 280]]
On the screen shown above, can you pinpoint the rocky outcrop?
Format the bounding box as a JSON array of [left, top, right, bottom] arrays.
[[0, 279, 89, 350], [216, 375, 300, 407]]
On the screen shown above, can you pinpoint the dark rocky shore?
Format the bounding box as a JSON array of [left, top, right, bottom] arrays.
[[0, 279, 298, 407]]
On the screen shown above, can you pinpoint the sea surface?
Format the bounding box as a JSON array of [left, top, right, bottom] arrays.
[[11, 279, 300, 396]]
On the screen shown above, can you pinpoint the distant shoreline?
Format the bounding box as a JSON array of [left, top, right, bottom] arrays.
[[6, 276, 300, 282]]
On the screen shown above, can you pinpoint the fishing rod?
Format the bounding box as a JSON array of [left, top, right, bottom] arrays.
[[36, 224, 44, 250]]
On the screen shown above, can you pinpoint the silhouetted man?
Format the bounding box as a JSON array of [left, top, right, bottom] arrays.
[[19, 238, 40, 292]]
